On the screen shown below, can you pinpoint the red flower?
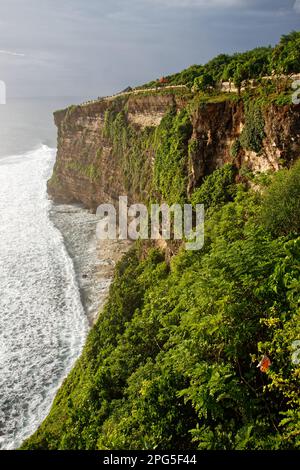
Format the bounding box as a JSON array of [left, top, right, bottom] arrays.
[[257, 355, 271, 373]]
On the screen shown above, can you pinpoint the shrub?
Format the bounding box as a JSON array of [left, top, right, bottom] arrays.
[[154, 109, 193, 205], [240, 101, 265, 154], [271, 31, 300, 74], [102, 109, 155, 201], [191, 164, 237, 210], [230, 139, 241, 159], [193, 73, 215, 92], [260, 159, 300, 236]]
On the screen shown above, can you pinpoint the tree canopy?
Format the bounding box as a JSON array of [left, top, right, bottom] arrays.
[[140, 32, 300, 91]]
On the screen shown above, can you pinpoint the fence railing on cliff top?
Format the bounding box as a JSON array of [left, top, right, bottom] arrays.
[[79, 74, 300, 107], [80, 84, 187, 107]]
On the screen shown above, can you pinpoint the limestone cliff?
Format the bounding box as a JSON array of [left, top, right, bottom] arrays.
[[49, 93, 187, 209], [48, 91, 300, 209]]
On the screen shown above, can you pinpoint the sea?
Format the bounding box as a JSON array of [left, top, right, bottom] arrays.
[[0, 97, 90, 449]]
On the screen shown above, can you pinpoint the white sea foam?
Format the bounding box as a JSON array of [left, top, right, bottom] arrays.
[[0, 145, 88, 449]]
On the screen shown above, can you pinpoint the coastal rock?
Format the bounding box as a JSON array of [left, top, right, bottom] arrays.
[[48, 93, 300, 209]]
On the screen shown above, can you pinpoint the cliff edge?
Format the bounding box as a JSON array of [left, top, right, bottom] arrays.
[[48, 89, 300, 211]]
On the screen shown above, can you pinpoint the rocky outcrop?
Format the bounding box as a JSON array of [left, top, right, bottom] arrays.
[[49, 92, 300, 210], [188, 101, 300, 191], [49, 93, 187, 210]]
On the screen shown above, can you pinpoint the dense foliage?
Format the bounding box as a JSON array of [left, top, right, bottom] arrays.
[[22, 161, 300, 450], [154, 109, 193, 205], [271, 31, 300, 75], [140, 32, 300, 90], [239, 101, 266, 154], [190, 164, 237, 210], [260, 160, 300, 236], [103, 105, 155, 201], [22, 32, 300, 451]]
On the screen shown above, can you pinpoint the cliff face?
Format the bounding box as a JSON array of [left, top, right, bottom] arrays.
[[49, 93, 187, 209], [49, 92, 300, 210], [188, 101, 300, 190]]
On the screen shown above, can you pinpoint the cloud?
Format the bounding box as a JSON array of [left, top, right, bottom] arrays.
[[142, 0, 297, 11], [146, 0, 242, 7], [0, 49, 25, 57], [0, 0, 298, 98], [294, 0, 300, 13]]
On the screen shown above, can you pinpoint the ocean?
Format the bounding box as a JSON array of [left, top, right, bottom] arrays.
[[0, 97, 89, 449]]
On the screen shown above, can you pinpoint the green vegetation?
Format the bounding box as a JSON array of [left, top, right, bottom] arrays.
[[65, 104, 79, 119], [260, 160, 300, 236], [239, 165, 255, 182], [133, 87, 193, 100], [154, 109, 193, 205], [48, 164, 65, 190], [103, 106, 194, 206], [193, 73, 216, 93], [271, 31, 300, 74], [140, 31, 300, 93], [22, 32, 300, 451], [103, 108, 155, 200], [239, 101, 265, 154], [67, 161, 101, 182], [190, 164, 237, 211], [22, 160, 300, 451], [230, 139, 241, 159]]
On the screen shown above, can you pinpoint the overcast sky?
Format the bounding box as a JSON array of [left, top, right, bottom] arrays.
[[0, 0, 299, 98]]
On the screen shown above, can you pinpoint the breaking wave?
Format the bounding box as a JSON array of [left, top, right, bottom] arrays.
[[0, 145, 88, 449]]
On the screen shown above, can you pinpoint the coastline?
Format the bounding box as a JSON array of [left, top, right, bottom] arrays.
[[49, 202, 132, 325]]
